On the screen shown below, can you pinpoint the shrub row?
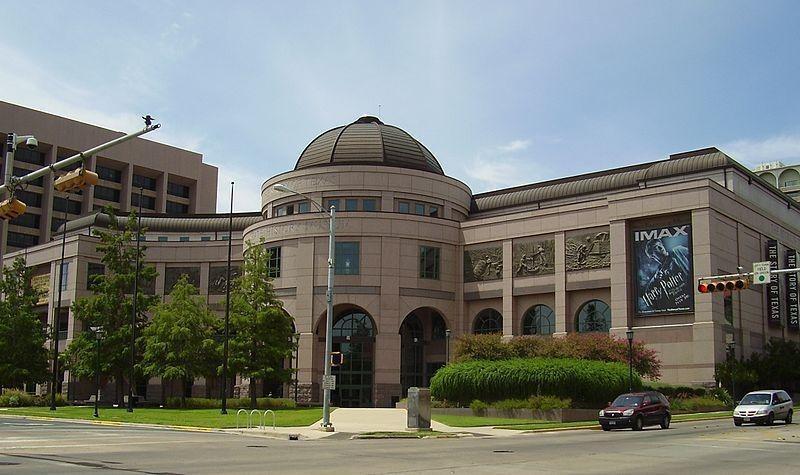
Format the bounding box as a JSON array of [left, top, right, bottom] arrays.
[[163, 397, 296, 409], [470, 395, 572, 415], [0, 389, 66, 407], [430, 357, 640, 405], [454, 333, 661, 379], [644, 383, 733, 407], [669, 396, 729, 414]]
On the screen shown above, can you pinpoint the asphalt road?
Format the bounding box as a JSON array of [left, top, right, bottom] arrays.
[[1, 416, 799, 474]]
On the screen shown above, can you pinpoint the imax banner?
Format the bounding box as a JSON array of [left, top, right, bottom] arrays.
[[786, 249, 798, 331], [633, 224, 694, 315], [767, 239, 781, 325]]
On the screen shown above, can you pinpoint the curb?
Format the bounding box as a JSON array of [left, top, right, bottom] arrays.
[[0, 413, 234, 435]]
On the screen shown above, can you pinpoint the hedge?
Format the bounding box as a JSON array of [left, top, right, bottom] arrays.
[[430, 357, 641, 405], [0, 389, 66, 407], [163, 397, 296, 409]]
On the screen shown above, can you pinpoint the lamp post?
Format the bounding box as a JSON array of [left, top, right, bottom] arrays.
[[221, 182, 234, 415], [445, 329, 452, 364], [273, 183, 335, 431], [50, 192, 70, 411], [89, 326, 103, 418], [626, 329, 634, 392], [293, 332, 301, 403], [128, 187, 143, 413]]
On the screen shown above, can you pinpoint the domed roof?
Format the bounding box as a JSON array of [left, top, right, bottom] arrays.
[[294, 116, 444, 175]]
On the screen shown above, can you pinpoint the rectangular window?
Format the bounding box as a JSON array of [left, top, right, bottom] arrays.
[[15, 190, 43, 208], [179, 236, 190, 242], [398, 201, 410, 213], [53, 196, 82, 214], [158, 236, 168, 242], [14, 212, 40, 229], [298, 202, 310, 214], [220, 234, 230, 240], [285, 204, 295, 215], [201, 236, 211, 241], [419, 246, 441, 279], [15, 148, 45, 166], [132, 174, 157, 191], [13, 168, 44, 186], [87, 263, 104, 290], [428, 205, 439, 217], [275, 206, 287, 217], [266, 246, 281, 278], [95, 165, 122, 183], [6, 231, 38, 248], [59, 262, 69, 292], [166, 201, 189, 214], [414, 203, 425, 215], [335, 242, 360, 275], [167, 182, 191, 198], [51, 217, 66, 233], [326, 199, 340, 211], [94, 185, 121, 202], [724, 292, 733, 325], [345, 198, 358, 211], [362, 199, 377, 211], [57, 310, 69, 340], [131, 193, 156, 210]]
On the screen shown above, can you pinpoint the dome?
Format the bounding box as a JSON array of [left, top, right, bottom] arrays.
[[294, 116, 444, 175]]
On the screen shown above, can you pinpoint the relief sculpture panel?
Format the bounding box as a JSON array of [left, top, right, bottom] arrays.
[[565, 230, 610, 271], [208, 266, 242, 295], [464, 247, 503, 282], [513, 238, 555, 276]]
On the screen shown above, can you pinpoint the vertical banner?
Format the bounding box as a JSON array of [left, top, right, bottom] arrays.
[[786, 249, 799, 331], [633, 224, 694, 315], [766, 239, 781, 325]]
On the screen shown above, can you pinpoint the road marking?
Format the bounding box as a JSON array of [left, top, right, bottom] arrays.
[[0, 439, 208, 450]]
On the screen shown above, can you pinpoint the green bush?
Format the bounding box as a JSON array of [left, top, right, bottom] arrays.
[[669, 396, 728, 413], [492, 396, 572, 411], [430, 357, 640, 405], [470, 399, 488, 415], [0, 390, 66, 407], [164, 397, 296, 409], [644, 382, 707, 399]]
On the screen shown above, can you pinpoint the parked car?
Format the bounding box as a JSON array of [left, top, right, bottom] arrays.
[[598, 391, 671, 431], [733, 390, 793, 426]]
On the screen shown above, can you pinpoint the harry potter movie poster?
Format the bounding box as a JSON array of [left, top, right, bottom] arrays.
[[633, 224, 694, 315]]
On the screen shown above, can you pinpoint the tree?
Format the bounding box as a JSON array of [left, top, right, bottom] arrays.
[[0, 257, 49, 391], [139, 275, 221, 407], [61, 209, 158, 405], [229, 241, 295, 408]]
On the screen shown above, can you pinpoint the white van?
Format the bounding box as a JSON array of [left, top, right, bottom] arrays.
[[733, 390, 793, 426]]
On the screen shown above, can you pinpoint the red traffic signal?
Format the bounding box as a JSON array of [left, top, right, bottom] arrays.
[[698, 278, 750, 293]]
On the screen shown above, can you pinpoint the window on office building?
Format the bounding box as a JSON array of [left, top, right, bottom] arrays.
[[298, 202, 310, 213], [419, 246, 440, 279], [53, 196, 82, 215], [14, 213, 40, 229], [59, 262, 69, 292], [87, 263, 105, 290], [131, 193, 156, 210], [362, 199, 378, 211], [345, 198, 358, 211], [179, 236, 190, 242], [335, 242, 360, 275], [158, 236, 168, 242], [94, 186, 120, 202], [167, 182, 191, 198], [132, 174, 157, 191], [266, 246, 281, 278], [95, 165, 122, 183], [7, 232, 38, 248], [15, 190, 42, 208], [14, 148, 45, 166], [166, 201, 189, 214], [13, 168, 43, 186]]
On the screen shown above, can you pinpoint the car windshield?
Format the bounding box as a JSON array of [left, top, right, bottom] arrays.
[[739, 393, 771, 405], [611, 395, 643, 407]]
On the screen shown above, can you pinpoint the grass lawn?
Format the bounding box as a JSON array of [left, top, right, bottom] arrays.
[[0, 406, 325, 429]]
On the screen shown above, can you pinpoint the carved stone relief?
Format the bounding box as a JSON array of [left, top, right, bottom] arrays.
[[464, 247, 503, 282], [513, 239, 555, 276], [208, 266, 242, 295], [565, 230, 610, 271]]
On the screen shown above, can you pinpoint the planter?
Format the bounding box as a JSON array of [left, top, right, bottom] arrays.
[[430, 407, 599, 422]]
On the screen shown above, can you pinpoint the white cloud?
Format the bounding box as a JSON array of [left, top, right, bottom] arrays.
[[721, 134, 800, 167], [463, 138, 549, 192], [497, 139, 531, 153], [214, 164, 264, 213]]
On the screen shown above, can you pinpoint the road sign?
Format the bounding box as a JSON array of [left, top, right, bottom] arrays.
[[322, 375, 336, 390], [753, 261, 771, 284]]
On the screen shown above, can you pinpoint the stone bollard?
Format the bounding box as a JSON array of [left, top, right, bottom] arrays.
[[406, 387, 432, 430]]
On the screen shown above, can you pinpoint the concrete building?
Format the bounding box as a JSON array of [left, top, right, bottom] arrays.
[[0, 101, 218, 255], [754, 161, 800, 201], [7, 114, 800, 407]]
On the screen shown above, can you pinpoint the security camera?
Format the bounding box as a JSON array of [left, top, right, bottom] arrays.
[[25, 137, 38, 150]]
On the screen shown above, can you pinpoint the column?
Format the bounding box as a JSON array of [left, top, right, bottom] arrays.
[[554, 232, 568, 336], [609, 219, 630, 339], [502, 239, 514, 338]]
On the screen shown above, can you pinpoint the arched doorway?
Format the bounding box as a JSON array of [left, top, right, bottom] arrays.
[[330, 309, 375, 407], [399, 308, 448, 396]]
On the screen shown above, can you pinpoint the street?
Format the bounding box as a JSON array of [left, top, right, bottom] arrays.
[[1, 416, 799, 474]]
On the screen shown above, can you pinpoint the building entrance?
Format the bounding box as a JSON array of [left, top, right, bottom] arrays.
[[330, 310, 375, 408]]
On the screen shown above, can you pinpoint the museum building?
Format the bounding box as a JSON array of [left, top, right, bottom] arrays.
[[9, 115, 800, 407]]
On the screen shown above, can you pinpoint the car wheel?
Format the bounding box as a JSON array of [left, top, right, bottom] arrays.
[[766, 412, 774, 426], [632, 416, 644, 431], [734, 420, 742, 427], [660, 415, 671, 429], [786, 410, 793, 424], [601, 425, 611, 431]]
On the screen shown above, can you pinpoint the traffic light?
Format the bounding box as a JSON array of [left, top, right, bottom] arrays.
[[0, 197, 26, 220], [698, 277, 750, 293], [54, 168, 99, 193]]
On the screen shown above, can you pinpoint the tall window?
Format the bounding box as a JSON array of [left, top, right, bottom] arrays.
[[53, 197, 82, 214], [473, 309, 503, 334], [266, 246, 281, 278], [575, 299, 611, 333], [522, 305, 555, 336], [362, 199, 377, 211], [87, 263, 104, 290], [59, 262, 69, 292], [94, 186, 121, 202], [131, 193, 156, 210], [132, 174, 157, 191], [335, 242, 360, 275], [419, 246, 440, 279], [167, 182, 190, 198], [166, 201, 189, 214], [96, 165, 122, 183]]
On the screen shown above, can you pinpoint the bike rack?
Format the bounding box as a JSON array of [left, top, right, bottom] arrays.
[[236, 409, 248, 430], [262, 409, 276, 431], [249, 409, 263, 430]]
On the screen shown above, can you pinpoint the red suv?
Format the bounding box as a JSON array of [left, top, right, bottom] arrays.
[[598, 391, 671, 431]]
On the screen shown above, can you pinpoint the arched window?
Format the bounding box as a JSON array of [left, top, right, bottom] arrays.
[[473, 309, 503, 334], [431, 313, 447, 340], [522, 305, 555, 336], [575, 300, 611, 333], [333, 311, 374, 337], [779, 168, 800, 188]]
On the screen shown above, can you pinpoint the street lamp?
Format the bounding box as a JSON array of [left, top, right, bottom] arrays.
[[274, 183, 336, 431], [445, 329, 452, 364], [128, 187, 144, 413], [50, 192, 71, 411], [293, 332, 301, 403], [626, 329, 634, 392], [89, 326, 103, 418]]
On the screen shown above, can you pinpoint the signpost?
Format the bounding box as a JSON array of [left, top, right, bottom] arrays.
[[753, 261, 771, 284], [322, 375, 336, 391]]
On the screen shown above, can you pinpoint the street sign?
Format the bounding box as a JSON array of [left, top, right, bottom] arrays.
[[753, 261, 771, 284], [322, 375, 336, 390]]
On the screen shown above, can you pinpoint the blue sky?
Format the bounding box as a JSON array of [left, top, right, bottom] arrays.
[[2, 1, 799, 211]]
